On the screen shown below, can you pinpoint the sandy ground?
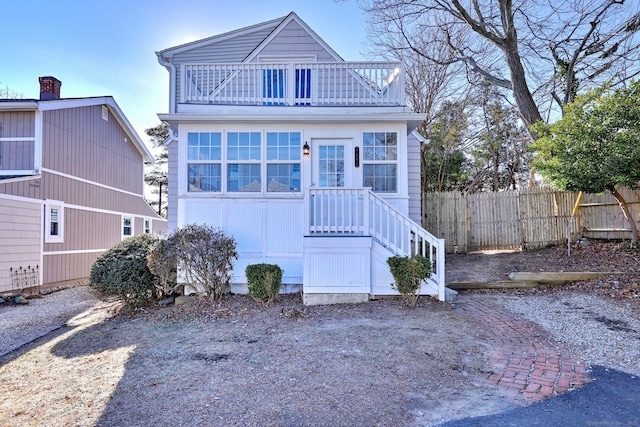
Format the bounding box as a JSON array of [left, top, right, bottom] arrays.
[[0, 293, 518, 427], [0, 241, 637, 426]]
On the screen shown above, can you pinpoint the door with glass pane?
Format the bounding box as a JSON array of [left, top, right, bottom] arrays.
[[311, 139, 356, 232]]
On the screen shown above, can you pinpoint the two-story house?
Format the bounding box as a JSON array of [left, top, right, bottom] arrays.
[[156, 12, 445, 304], [0, 76, 167, 294]]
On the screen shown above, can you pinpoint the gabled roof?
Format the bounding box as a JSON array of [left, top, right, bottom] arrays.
[[0, 97, 153, 163], [156, 11, 344, 64], [156, 14, 286, 61]]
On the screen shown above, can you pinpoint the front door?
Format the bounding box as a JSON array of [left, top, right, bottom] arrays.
[[310, 139, 357, 232], [311, 139, 352, 188]]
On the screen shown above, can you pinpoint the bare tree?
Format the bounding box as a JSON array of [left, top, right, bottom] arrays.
[[360, 0, 640, 129], [144, 123, 169, 217], [363, 13, 466, 133], [0, 83, 24, 99]]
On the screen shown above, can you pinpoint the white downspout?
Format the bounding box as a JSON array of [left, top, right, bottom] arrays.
[[156, 53, 177, 113]]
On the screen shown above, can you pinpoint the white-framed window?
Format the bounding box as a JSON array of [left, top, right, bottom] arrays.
[[188, 132, 222, 192], [44, 200, 64, 243], [266, 132, 301, 192], [144, 219, 151, 234], [122, 216, 133, 238], [363, 132, 398, 192], [185, 130, 304, 194], [227, 132, 261, 192]]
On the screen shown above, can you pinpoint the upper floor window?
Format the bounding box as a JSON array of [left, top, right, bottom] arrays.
[[188, 132, 222, 192], [44, 200, 64, 243], [363, 132, 397, 192], [144, 219, 151, 234]]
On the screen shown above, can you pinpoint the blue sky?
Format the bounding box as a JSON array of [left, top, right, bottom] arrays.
[[1, 0, 370, 149]]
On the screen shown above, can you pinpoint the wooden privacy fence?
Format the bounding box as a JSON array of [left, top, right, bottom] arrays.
[[423, 187, 640, 253]]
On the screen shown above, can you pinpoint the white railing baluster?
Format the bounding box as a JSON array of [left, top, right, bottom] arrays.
[[184, 62, 404, 106]]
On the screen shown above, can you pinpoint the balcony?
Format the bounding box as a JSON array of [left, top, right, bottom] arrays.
[[181, 62, 405, 107]]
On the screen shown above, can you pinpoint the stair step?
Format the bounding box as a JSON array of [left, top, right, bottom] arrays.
[[444, 287, 458, 302]]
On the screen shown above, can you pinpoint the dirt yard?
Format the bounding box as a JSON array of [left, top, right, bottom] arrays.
[[0, 241, 637, 426], [0, 295, 518, 426]]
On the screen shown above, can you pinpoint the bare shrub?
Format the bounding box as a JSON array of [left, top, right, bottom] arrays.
[[171, 224, 238, 300], [147, 238, 179, 298]]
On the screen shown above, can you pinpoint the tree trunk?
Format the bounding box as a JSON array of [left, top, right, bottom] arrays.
[[610, 187, 639, 243], [492, 156, 499, 191], [503, 42, 543, 133]]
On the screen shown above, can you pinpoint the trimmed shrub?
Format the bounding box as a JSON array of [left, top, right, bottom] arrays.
[[171, 224, 238, 300], [147, 238, 179, 298], [246, 263, 282, 303], [387, 255, 432, 308], [89, 234, 160, 307]]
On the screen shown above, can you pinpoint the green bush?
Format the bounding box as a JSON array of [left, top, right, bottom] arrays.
[[89, 234, 160, 307], [171, 224, 238, 300], [246, 263, 282, 303], [387, 255, 432, 308], [147, 238, 179, 298]]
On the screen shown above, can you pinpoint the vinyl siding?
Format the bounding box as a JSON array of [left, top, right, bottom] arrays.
[[41, 106, 144, 195], [0, 111, 36, 171], [407, 132, 422, 222], [0, 196, 41, 293], [43, 208, 121, 253], [172, 25, 278, 108], [0, 111, 35, 137], [0, 176, 41, 199], [257, 20, 337, 61], [9, 172, 157, 217], [43, 252, 101, 287]]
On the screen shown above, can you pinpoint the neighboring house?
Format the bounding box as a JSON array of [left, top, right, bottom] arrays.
[[0, 76, 167, 294], [156, 12, 445, 303]]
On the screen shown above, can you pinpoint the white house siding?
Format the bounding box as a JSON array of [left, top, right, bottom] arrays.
[[407, 131, 422, 223], [180, 198, 304, 287], [171, 25, 280, 109], [0, 195, 42, 293]]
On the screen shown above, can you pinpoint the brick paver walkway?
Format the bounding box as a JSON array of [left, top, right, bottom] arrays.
[[458, 294, 589, 401]]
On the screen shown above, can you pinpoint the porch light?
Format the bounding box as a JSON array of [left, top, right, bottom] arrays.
[[303, 141, 310, 155]]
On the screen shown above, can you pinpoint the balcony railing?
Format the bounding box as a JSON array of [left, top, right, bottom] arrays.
[[0, 138, 36, 176], [305, 187, 445, 300], [182, 62, 405, 106]]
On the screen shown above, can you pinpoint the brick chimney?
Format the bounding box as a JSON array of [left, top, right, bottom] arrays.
[[39, 76, 62, 100]]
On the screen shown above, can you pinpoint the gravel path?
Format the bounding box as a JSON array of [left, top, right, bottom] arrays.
[[492, 291, 640, 377], [0, 286, 110, 356]]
